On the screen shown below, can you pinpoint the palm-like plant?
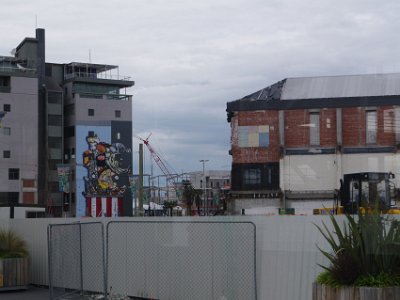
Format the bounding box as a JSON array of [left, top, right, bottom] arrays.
[[163, 200, 177, 217], [315, 212, 400, 286], [0, 229, 29, 258]]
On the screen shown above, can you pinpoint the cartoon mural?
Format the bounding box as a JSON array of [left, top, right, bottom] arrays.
[[82, 133, 131, 197]]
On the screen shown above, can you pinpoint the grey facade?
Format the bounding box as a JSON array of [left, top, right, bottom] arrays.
[[0, 29, 134, 217], [0, 58, 39, 209]]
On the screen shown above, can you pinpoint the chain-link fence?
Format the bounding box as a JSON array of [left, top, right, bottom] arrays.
[[106, 221, 257, 300], [48, 222, 106, 299], [48, 221, 256, 300]]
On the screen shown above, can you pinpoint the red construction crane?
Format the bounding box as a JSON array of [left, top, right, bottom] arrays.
[[134, 133, 179, 192]]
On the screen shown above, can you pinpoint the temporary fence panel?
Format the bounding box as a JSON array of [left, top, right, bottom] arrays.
[[106, 221, 257, 300], [48, 222, 106, 299]]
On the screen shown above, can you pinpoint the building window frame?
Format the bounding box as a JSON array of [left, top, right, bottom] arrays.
[[115, 110, 121, 118], [8, 168, 19, 180], [3, 150, 10, 158], [244, 168, 261, 185], [366, 110, 377, 144], [0, 76, 11, 93], [3, 104, 10, 112], [309, 112, 320, 146], [3, 127, 11, 135], [88, 108, 95, 116]]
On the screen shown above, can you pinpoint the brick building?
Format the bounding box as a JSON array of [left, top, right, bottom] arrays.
[[226, 74, 400, 214]]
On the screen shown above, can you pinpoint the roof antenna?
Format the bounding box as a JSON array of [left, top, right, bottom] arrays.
[[35, 14, 37, 29], [89, 49, 92, 63]]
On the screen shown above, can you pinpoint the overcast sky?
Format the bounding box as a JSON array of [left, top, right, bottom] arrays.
[[2, 0, 400, 176]]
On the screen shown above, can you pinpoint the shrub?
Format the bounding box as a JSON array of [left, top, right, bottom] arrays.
[[0, 229, 29, 258], [315, 212, 400, 286]]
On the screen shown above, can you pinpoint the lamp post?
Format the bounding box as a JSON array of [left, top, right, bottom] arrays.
[[199, 160, 209, 216]]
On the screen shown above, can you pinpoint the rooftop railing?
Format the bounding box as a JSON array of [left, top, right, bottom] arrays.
[[0, 65, 36, 75], [64, 71, 131, 81], [76, 92, 132, 101]]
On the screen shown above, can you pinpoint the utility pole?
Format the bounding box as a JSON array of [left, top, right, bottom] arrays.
[[138, 143, 144, 215], [199, 160, 209, 216]]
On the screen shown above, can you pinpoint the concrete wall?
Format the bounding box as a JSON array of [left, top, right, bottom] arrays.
[[0, 76, 38, 203], [281, 154, 337, 191], [1, 216, 353, 300]]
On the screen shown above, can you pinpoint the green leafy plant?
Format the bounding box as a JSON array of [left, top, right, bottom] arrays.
[[0, 229, 29, 258], [315, 212, 400, 286]]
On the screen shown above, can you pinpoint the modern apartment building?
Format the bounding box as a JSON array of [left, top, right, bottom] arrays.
[[226, 74, 400, 214], [0, 48, 39, 212], [0, 29, 134, 217]]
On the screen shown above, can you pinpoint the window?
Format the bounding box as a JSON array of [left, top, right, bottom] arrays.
[[366, 110, 377, 144], [309, 112, 320, 146], [48, 115, 62, 126], [23, 192, 35, 204], [64, 148, 70, 160], [64, 104, 75, 115], [0, 76, 10, 92], [115, 110, 121, 118], [3, 150, 10, 158], [3, 127, 10, 135], [0, 192, 18, 205], [64, 126, 75, 138], [244, 169, 261, 185], [23, 179, 35, 188], [71, 148, 75, 159], [3, 104, 10, 112], [48, 91, 62, 104], [116, 132, 121, 140], [88, 109, 95, 116], [8, 168, 19, 180], [45, 64, 52, 76]]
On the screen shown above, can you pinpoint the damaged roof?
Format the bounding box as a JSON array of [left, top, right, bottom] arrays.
[[227, 73, 400, 114]]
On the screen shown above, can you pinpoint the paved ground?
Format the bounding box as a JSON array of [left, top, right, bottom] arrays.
[[0, 285, 50, 300]]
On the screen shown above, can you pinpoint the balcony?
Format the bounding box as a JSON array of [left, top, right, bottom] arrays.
[[0, 57, 36, 75], [64, 71, 131, 81], [63, 62, 134, 88], [76, 92, 132, 101]]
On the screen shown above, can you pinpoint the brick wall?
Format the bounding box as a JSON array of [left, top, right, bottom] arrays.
[[342, 107, 364, 146], [342, 106, 396, 147], [378, 106, 396, 146], [320, 109, 337, 147], [232, 111, 280, 163], [284, 110, 309, 147], [230, 106, 397, 164]]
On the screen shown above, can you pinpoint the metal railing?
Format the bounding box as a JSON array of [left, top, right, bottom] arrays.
[[64, 72, 131, 81], [0, 65, 36, 74]]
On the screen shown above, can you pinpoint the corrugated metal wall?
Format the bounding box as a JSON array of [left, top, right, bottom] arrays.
[[2, 216, 357, 300]]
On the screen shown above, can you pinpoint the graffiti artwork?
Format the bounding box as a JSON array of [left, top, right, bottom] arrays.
[[83, 133, 130, 197]]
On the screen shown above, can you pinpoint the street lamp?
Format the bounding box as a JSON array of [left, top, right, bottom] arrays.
[[199, 160, 209, 216]]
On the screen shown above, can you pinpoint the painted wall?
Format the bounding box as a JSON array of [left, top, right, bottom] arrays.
[[75, 123, 132, 217], [281, 155, 338, 192], [281, 153, 400, 192], [76, 125, 111, 217]]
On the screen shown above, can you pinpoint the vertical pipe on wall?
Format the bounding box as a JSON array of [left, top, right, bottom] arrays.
[[336, 108, 343, 189]]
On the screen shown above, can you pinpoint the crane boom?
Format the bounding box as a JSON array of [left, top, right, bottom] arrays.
[[135, 134, 178, 189]]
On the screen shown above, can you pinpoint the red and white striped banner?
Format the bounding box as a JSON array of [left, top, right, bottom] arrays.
[[86, 197, 123, 217]]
